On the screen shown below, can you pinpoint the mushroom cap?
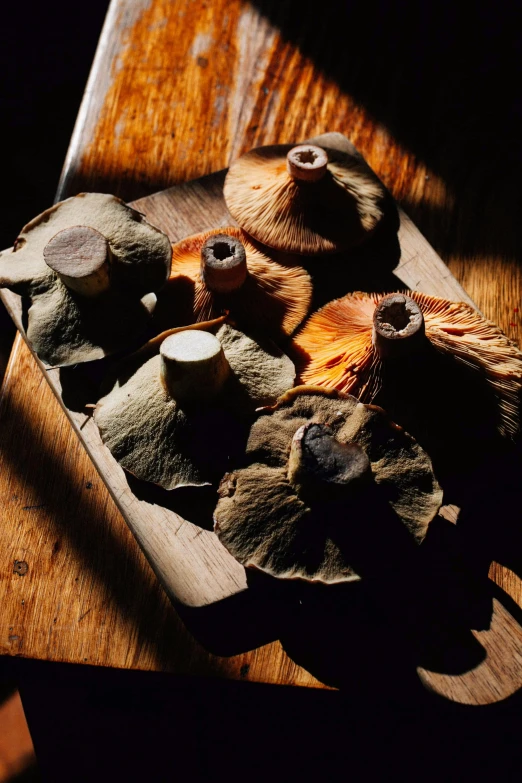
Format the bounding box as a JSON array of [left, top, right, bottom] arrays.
[[94, 323, 296, 490], [214, 386, 442, 584], [0, 193, 172, 365], [223, 143, 387, 255], [157, 226, 312, 338], [214, 387, 443, 584], [23, 284, 157, 367], [293, 290, 522, 439]]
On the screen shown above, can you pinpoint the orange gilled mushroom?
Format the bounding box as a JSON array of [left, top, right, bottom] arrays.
[[293, 291, 522, 442], [155, 226, 312, 339], [223, 143, 387, 255]]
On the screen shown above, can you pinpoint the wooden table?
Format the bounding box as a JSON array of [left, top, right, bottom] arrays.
[[1, 0, 522, 774]]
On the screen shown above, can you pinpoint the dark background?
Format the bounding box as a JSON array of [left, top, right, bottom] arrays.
[[0, 1, 109, 778], [1, 1, 522, 781], [0, 1, 110, 249]]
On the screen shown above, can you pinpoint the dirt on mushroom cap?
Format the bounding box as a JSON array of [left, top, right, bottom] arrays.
[[214, 388, 443, 584]]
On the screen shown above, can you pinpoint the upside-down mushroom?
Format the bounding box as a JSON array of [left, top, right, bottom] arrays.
[[293, 291, 522, 442], [223, 143, 387, 255], [155, 226, 312, 339], [94, 323, 296, 491], [0, 193, 172, 366], [214, 387, 443, 584]]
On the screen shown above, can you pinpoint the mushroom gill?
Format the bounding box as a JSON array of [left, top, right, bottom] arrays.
[[155, 226, 312, 339], [293, 291, 522, 440], [223, 143, 387, 255]]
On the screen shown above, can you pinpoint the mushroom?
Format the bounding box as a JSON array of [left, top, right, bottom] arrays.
[[293, 291, 522, 443], [94, 323, 296, 491], [0, 193, 172, 366], [223, 143, 387, 255], [214, 387, 443, 584], [155, 226, 312, 339]]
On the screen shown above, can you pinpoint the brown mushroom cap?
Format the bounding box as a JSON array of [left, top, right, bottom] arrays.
[[293, 291, 522, 439], [223, 143, 387, 255], [94, 323, 296, 490], [214, 387, 443, 584], [0, 193, 172, 365], [157, 226, 312, 339]]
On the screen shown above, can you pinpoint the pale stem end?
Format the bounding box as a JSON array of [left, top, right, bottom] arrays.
[[372, 294, 426, 359], [160, 330, 230, 402], [286, 145, 328, 183], [43, 225, 111, 297], [200, 234, 247, 294]]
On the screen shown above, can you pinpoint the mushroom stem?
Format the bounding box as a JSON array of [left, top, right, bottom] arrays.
[[160, 330, 230, 403], [286, 145, 328, 183], [287, 422, 371, 500], [372, 294, 426, 359], [43, 225, 111, 297], [200, 234, 248, 294]]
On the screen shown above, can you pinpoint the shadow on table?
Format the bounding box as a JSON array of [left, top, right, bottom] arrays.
[[178, 437, 522, 706], [14, 653, 522, 783], [298, 191, 402, 309], [249, 0, 521, 269]]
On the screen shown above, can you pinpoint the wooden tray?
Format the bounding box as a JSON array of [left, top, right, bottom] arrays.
[[2, 132, 522, 704]]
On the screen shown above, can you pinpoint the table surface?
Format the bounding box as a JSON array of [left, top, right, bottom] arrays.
[[1, 0, 522, 696]]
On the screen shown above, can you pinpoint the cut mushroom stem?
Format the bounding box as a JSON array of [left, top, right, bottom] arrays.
[[43, 225, 112, 297], [372, 294, 426, 359], [286, 145, 328, 183], [200, 233, 248, 294], [287, 422, 372, 501], [159, 330, 230, 403]]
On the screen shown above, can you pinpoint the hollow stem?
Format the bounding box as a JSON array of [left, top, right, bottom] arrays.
[[286, 145, 328, 183], [160, 330, 230, 403], [200, 234, 247, 294], [288, 422, 371, 500], [372, 294, 426, 359], [43, 225, 111, 297]]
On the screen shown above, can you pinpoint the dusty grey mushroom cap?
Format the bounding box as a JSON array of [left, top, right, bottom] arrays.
[[223, 143, 387, 255], [94, 324, 296, 490], [214, 387, 443, 584], [0, 193, 172, 365]]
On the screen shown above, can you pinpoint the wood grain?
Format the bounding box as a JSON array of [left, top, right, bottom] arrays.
[[1, 0, 521, 706]]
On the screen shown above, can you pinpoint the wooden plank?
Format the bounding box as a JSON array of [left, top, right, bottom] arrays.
[[1, 0, 521, 706], [3, 132, 522, 706]]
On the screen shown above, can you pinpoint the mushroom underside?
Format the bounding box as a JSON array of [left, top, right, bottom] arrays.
[[223, 144, 386, 254], [160, 226, 312, 338]]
